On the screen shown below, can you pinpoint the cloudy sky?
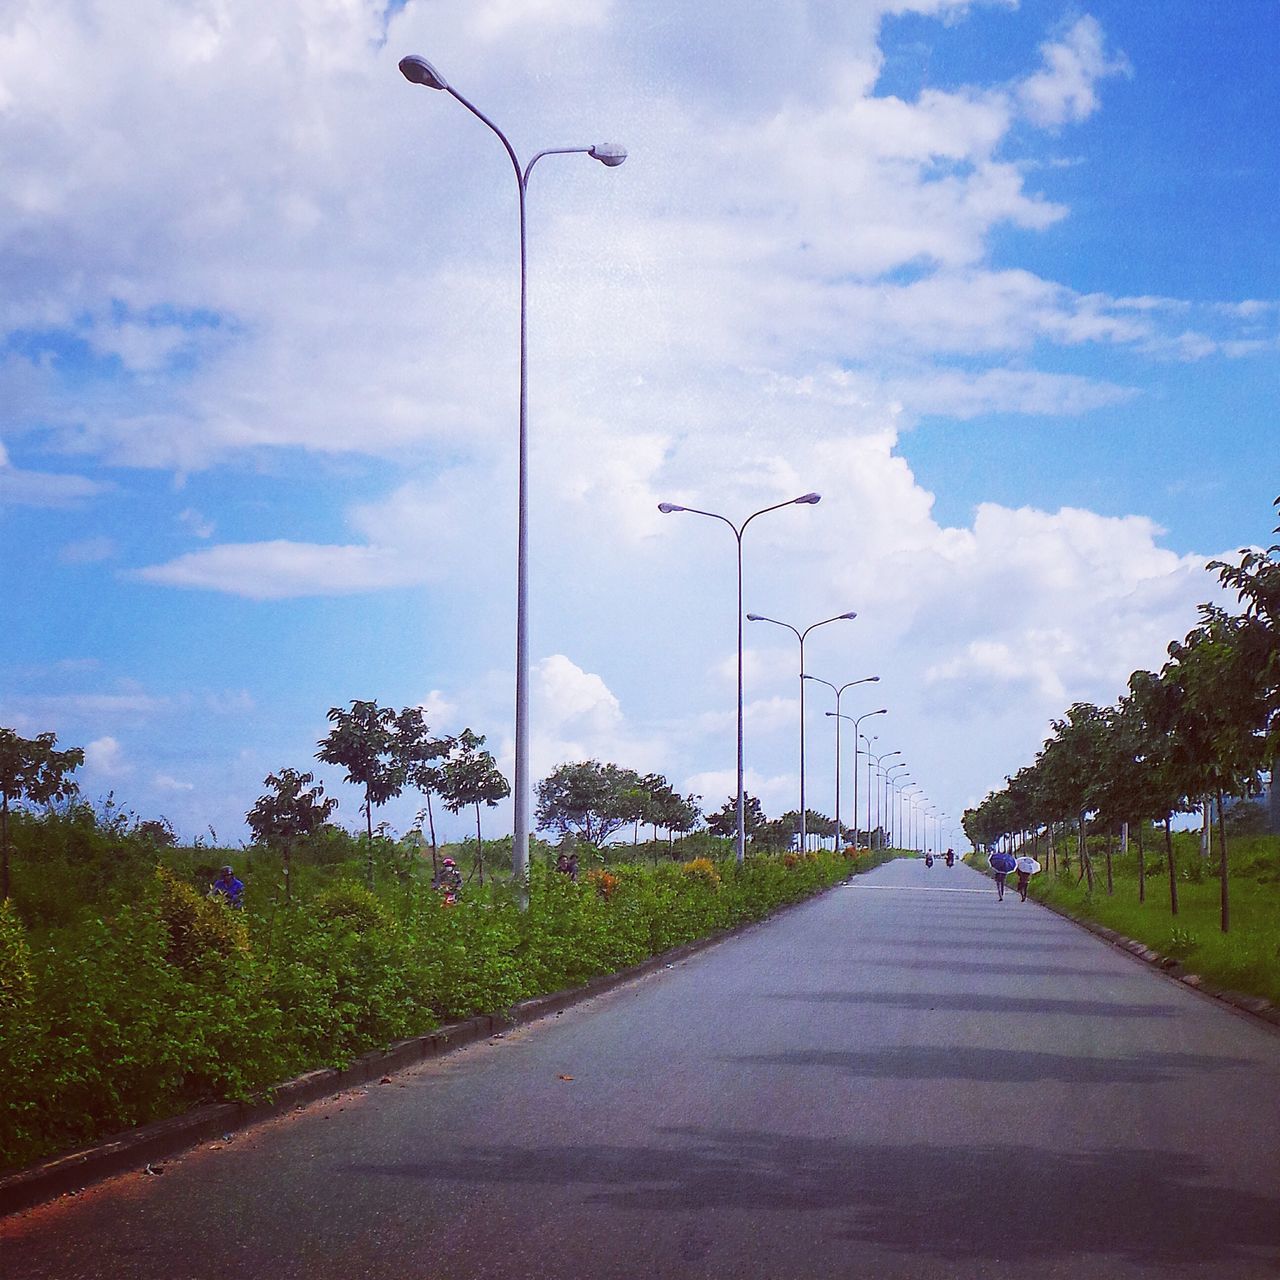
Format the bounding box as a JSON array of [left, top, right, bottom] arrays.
[[2, 0, 1276, 846]]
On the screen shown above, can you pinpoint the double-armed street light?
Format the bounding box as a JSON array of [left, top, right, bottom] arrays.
[[902, 783, 923, 850], [826, 705, 886, 851], [398, 54, 626, 896], [864, 746, 901, 849], [885, 762, 909, 848], [657, 494, 821, 864], [748, 611, 858, 853], [806, 676, 879, 849]]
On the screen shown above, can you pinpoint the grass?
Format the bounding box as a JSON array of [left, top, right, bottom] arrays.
[[1018, 830, 1280, 1006]]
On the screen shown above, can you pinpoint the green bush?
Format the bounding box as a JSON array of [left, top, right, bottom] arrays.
[[1, 843, 869, 1173]]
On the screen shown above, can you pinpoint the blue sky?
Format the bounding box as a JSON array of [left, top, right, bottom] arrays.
[[1, 0, 1276, 846]]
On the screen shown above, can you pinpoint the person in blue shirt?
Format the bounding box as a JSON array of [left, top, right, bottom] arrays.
[[211, 865, 245, 908]]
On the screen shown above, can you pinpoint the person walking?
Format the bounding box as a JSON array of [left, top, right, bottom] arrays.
[[988, 850, 1016, 902], [1014, 853, 1040, 902]]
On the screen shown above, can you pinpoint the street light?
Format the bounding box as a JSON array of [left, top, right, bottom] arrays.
[[864, 746, 901, 848], [902, 783, 923, 850], [749, 610, 858, 853], [825, 704, 886, 851], [399, 54, 626, 897], [657, 493, 821, 864], [890, 757, 911, 849], [806, 675, 879, 848]]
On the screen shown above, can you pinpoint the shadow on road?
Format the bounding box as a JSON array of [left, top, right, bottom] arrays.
[[724, 1045, 1247, 1084], [763, 991, 1178, 1018], [850, 957, 1114, 979], [352, 1130, 1280, 1269]]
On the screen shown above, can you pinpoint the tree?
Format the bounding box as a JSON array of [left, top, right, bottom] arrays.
[[535, 761, 642, 847], [316, 700, 406, 889], [246, 769, 338, 903], [1162, 609, 1271, 932], [0, 728, 84, 900], [438, 729, 510, 885], [393, 706, 453, 878], [705, 794, 765, 840]]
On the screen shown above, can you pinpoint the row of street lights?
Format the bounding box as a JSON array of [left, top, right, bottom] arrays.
[[398, 54, 955, 877]]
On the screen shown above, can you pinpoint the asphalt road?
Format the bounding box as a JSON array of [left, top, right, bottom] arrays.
[[6, 856, 1280, 1279]]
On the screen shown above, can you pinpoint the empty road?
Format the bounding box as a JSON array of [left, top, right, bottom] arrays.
[[6, 856, 1280, 1278]]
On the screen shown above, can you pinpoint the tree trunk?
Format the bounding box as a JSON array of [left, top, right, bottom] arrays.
[[1077, 813, 1094, 892], [365, 791, 375, 890], [1216, 789, 1229, 933], [475, 803, 484, 887], [1, 795, 9, 902], [1164, 816, 1179, 917], [426, 792, 439, 879], [1136, 822, 1145, 905]]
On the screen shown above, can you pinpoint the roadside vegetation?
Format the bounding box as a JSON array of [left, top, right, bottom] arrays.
[[0, 789, 894, 1174], [963, 494, 1277, 927], [969, 827, 1280, 1005]]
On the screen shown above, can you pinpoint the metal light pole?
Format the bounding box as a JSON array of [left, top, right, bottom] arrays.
[[864, 747, 900, 848], [902, 784, 922, 850], [806, 676, 879, 848], [657, 494, 821, 864], [748, 611, 858, 853], [849, 709, 886, 849], [892, 774, 914, 849], [885, 762, 908, 848], [399, 55, 625, 898]]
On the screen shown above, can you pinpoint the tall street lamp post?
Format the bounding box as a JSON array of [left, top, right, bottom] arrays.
[[806, 675, 879, 848], [827, 705, 887, 851], [865, 747, 901, 848], [657, 494, 821, 864], [885, 762, 908, 847], [890, 771, 912, 848], [748, 611, 858, 853], [850, 708, 887, 849], [398, 55, 626, 896]]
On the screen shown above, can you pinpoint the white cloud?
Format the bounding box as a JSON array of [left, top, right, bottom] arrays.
[[154, 773, 196, 793], [60, 536, 117, 564], [133, 541, 427, 599], [84, 736, 130, 778], [1017, 15, 1131, 128], [178, 507, 216, 538]]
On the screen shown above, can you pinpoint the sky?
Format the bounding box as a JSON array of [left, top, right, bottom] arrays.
[[1, 0, 1276, 848]]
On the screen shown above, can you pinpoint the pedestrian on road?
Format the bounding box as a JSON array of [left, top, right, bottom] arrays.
[[1014, 854, 1040, 902], [988, 851, 1016, 901]]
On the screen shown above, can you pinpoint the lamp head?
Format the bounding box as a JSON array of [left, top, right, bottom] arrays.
[[657, 502, 684, 514], [867, 676, 881, 682], [839, 611, 858, 620], [398, 55, 448, 90], [794, 492, 821, 505], [746, 614, 764, 621], [873, 707, 887, 715], [589, 143, 628, 167]]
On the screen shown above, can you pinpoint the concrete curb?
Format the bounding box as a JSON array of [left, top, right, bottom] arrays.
[[965, 858, 1280, 1034], [0, 874, 849, 1218]]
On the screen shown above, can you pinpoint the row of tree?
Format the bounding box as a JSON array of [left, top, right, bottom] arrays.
[[963, 497, 1280, 932]]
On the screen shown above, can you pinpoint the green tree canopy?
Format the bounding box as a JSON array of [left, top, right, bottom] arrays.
[[0, 728, 84, 900]]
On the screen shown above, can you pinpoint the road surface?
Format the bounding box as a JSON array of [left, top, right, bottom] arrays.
[[5, 856, 1280, 1278]]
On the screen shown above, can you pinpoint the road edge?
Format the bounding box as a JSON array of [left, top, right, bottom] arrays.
[[966, 857, 1280, 1035], [0, 873, 848, 1218]]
